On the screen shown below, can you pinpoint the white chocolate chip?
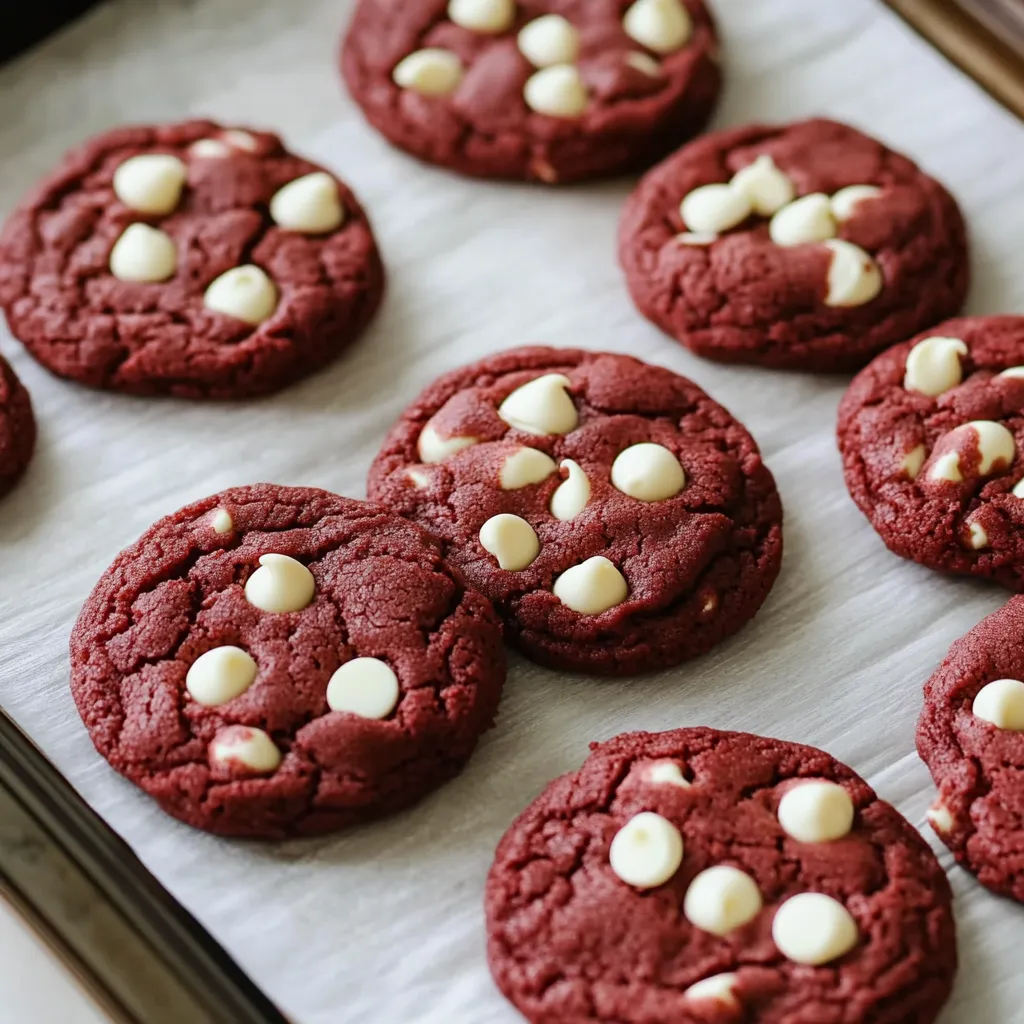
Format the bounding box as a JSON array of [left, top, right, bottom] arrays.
[[680, 184, 751, 235], [270, 172, 345, 234], [901, 445, 926, 480], [109, 224, 177, 282], [244, 553, 315, 613], [927, 450, 963, 484], [417, 422, 478, 464], [622, 0, 693, 55], [647, 761, 690, 788], [550, 459, 590, 521], [186, 646, 258, 707], [676, 231, 718, 246], [772, 893, 858, 965], [961, 421, 1014, 475], [1014, 478, 1024, 498], [768, 193, 836, 246], [683, 866, 763, 937], [682, 974, 740, 1010], [448, 0, 515, 33], [967, 520, 989, 550], [480, 513, 540, 571], [191, 138, 232, 159], [973, 678, 1024, 730], [326, 657, 400, 719], [407, 467, 432, 489], [553, 556, 628, 615], [626, 51, 662, 77], [500, 447, 558, 489], [222, 130, 259, 151], [608, 812, 683, 889], [498, 373, 578, 435], [210, 508, 233, 534], [1000, 366, 1024, 379], [393, 48, 464, 96], [903, 337, 968, 397], [524, 65, 588, 118], [210, 726, 281, 773], [830, 184, 882, 222], [927, 801, 954, 834], [204, 265, 278, 325], [611, 443, 685, 502], [517, 15, 579, 67], [777, 781, 854, 843], [823, 239, 883, 308], [730, 155, 795, 217], [112, 154, 187, 215]]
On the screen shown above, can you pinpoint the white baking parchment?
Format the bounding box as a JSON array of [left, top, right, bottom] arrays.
[[1, 1, 1023, 1020]]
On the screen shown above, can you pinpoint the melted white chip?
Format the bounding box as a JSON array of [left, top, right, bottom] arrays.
[[777, 781, 854, 843], [973, 678, 1024, 731], [500, 447, 558, 489], [611, 443, 685, 501], [109, 224, 177, 282], [498, 373, 578, 435], [609, 812, 683, 888], [186, 646, 257, 707], [210, 726, 281, 773], [768, 193, 836, 246], [112, 154, 187, 215], [222, 130, 259, 151], [622, 0, 693, 54], [730, 155, 794, 216], [680, 183, 751, 235], [772, 893, 858, 965], [927, 801, 954, 834], [549, 459, 590, 521], [270, 172, 345, 234], [830, 184, 882, 222], [393, 48, 464, 95], [647, 761, 690, 788], [448, 0, 515, 34], [417, 422, 478, 464], [903, 337, 968, 396], [480, 514, 540, 571], [517, 14, 579, 67], [626, 51, 663, 77], [524, 65, 588, 118], [244, 554, 315, 613], [204, 265, 278, 325], [932, 421, 1016, 479], [684, 866, 762, 937], [682, 973, 740, 1010], [967, 520, 989, 550], [327, 658, 400, 719], [553, 556, 628, 615], [210, 508, 234, 534], [901, 445, 926, 480], [823, 239, 882, 307]]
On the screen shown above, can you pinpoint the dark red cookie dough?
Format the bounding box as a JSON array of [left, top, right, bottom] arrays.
[[70, 484, 505, 838], [487, 728, 956, 1024], [918, 596, 1024, 902], [0, 120, 384, 399], [340, 0, 721, 184], [619, 118, 968, 371], [0, 353, 35, 498], [367, 347, 782, 676], [838, 316, 1024, 589]]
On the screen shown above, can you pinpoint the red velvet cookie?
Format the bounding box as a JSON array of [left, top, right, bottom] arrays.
[[0, 121, 384, 399], [70, 484, 505, 838], [619, 118, 968, 371], [367, 347, 782, 675], [0, 353, 35, 498], [340, 0, 721, 184], [838, 316, 1024, 589], [487, 728, 956, 1024], [918, 596, 1024, 902]]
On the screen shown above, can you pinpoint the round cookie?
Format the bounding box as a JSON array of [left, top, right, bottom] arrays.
[[838, 316, 1024, 589], [487, 728, 956, 1024], [340, 0, 721, 184], [0, 353, 35, 498], [619, 118, 968, 371], [70, 484, 505, 838], [0, 121, 384, 399], [367, 346, 782, 675], [918, 595, 1024, 901]]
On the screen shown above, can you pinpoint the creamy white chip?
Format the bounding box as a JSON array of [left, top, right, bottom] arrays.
[[517, 14, 579, 67], [1014, 478, 1024, 498], [772, 893, 858, 965], [611, 443, 685, 502], [326, 657, 400, 719], [190, 139, 232, 159], [626, 51, 662, 77], [500, 447, 558, 489], [967, 520, 989, 550], [680, 183, 751, 235], [901, 445, 926, 480], [647, 761, 690, 788], [550, 459, 590, 521], [270, 172, 345, 234], [730, 155, 794, 216], [830, 184, 882, 222], [973, 678, 1024, 731], [112, 154, 187, 215], [683, 865, 763, 936], [1000, 366, 1024, 379], [204, 265, 277, 325], [417, 422, 478, 464], [393, 48, 464, 96], [933, 421, 1016, 479], [553, 556, 628, 615], [927, 801, 954, 834], [210, 726, 281, 773], [608, 811, 683, 888], [498, 373, 578, 435], [622, 0, 692, 54], [480, 513, 540, 571], [186, 646, 258, 707], [210, 508, 234, 534], [109, 224, 177, 283], [407, 467, 432, 489], [682, 973, 740, 1010], [524, 65, 588, 118], [777, 781, 854, 843], [244, 553, 315, 613], [768, 193, 836, 246], [222, 129, 258, 151], [823, 239, 882, 307], [903, 337, 968, 396], [448, 0, 515, 34], [676, 231, 718, 246]]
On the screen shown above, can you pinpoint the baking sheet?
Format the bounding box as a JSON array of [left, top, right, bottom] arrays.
[[1, 1, 1023, 1020]]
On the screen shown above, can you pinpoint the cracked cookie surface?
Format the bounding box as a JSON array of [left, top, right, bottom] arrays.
[[340, 0, 721, 184], [838, 316, 1024, 589], [0, 353, 35, 498], [0, 121, 384, 399], [618, 119, 968, 371], [70, 484, 505, 838], [486, 728, 956, 1024], [917, 596, 1024, 902], [367, 347, 782, 675]]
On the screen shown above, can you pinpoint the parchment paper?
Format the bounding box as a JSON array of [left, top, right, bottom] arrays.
[[2, 1, 1023, 1020]]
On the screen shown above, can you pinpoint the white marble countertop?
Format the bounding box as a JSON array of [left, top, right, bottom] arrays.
[[2, 1, 1024, 1022]]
